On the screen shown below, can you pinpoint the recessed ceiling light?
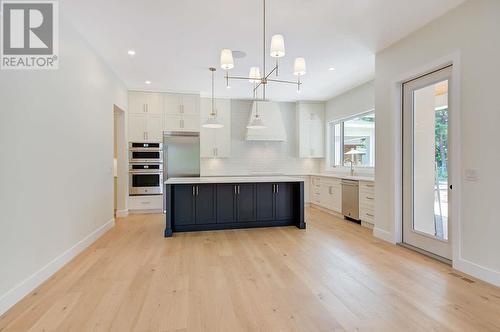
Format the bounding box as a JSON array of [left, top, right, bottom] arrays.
[[328, 67, 335, 71], [145, 80, 151, 85], [127, 50, 136, 56]]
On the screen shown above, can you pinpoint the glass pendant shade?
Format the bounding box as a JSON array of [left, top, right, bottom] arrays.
[[293, 57, 306, 76], [202, 116, 224, 129], [270, 34, 285, 58], [220, 49, 234, 70], [248, 67, 261, 83]]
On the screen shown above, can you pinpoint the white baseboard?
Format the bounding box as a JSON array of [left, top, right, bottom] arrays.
[[373, 227, 396, 244], [0, 218, 115, 316], [454, 257, 500, 288], [115, 209, 129, 218]]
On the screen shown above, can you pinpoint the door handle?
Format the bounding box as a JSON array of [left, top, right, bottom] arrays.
[[192, 186, 195, 196], [196, 186, 199, 196], [449, 184, 453, 190], [276, 184, 279, 194], [272, 184, 275, 193], [237, 185, 240, 195], [234, 185, 237, 195], [146, 104, 148, 113]]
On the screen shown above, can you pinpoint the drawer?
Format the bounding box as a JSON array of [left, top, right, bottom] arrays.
[[129, 195, 163, 210], [360, 210, 375, 223], [360, 194, 375, 205]]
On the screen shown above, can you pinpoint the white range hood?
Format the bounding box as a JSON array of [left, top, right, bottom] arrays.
[[246, 101, 287, 141]]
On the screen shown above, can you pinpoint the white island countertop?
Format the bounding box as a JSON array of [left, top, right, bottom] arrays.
[[165, 176, 304, 185]]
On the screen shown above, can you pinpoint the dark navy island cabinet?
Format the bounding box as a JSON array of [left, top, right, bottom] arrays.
[[165, 180, 305, 237]]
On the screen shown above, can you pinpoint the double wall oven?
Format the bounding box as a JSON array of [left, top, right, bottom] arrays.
[[129, 142, 163, 195]]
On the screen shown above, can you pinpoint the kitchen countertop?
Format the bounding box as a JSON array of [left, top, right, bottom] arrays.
[[165, 176, 305, 185], [309, 173, 375, 182]]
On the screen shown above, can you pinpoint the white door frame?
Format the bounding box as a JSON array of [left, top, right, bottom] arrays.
[[389, 52, 462, 265], [402, 66, 452, 259], [113, 105, 129, 217]]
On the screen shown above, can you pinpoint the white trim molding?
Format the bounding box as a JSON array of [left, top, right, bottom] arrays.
[[454, 258, 500, 288], [0, 218, 115, 316], [373, 227, 396, 244], [115, 209, 129, 218]]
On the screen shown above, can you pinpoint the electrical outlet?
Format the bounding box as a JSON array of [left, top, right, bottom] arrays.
[[465, 169, 479, 182]]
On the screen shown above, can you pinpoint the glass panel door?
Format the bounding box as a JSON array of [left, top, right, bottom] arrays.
[[402, 66, 452, 260]]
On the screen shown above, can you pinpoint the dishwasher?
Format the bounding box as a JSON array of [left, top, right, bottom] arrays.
[[342, 179, 360, 220]]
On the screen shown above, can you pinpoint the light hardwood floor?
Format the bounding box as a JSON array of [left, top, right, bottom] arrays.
[[1, 208, 500, 331]]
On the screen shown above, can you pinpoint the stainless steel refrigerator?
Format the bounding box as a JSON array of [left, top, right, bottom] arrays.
[[163, 131, 200, 212]]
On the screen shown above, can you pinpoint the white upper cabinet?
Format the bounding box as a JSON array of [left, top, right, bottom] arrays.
[[163, 93, 201, 132], [128, 92, 163, 142], [200, 98, 231, 158], [129, 91, 162, 114], [164, 93, 200, 115], [128, 113, 163, 142], [297, 102, 325, 158]]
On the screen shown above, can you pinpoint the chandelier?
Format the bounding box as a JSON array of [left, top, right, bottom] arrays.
[[219, 0, 306, 104]]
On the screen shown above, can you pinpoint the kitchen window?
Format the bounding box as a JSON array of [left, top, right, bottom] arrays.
[[328, 111, 375, 168]]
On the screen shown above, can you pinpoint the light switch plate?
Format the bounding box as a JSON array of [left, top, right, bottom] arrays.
[[465, 169, 479, 182]]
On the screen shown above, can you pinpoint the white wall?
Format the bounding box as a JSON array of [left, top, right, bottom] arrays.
[[201, 100, 321, 176], [375, 0, 500, 285], [0, 18, 127, 314], [326, 80, 374, 122]]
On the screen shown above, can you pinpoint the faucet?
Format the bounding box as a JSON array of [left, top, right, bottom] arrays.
[[348, 159, 355, 176]]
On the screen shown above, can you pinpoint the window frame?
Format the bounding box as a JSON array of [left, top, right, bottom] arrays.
[[326, 110, 375, 170]]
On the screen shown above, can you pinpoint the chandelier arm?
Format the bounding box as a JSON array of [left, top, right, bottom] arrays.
[[264, 64, 279, 80], [225, 75, 254, 81], [267, 78, 302, 85]]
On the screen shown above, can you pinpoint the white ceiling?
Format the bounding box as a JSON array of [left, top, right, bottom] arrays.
[[61, 0, 464, 102]]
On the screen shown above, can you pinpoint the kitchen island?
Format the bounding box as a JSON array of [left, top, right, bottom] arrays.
[[164, 177, 306, 237]]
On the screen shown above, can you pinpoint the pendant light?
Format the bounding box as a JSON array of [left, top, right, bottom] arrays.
[[202, 67, 224, 129]]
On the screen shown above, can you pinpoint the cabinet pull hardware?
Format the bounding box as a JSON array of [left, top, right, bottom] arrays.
[[366, 213, 374, 217], [272, 184, 275, 193], [192, 186, 195, 196], [366, 184, 374, 188], [237, 185, 240, 194], [146, 104, 148, 113], [276, 184, 279, 194], [234, 185, 237, 195], [366, 196, 374, 200], [329, 186, 333, 195], [196, 186, 199, 196]]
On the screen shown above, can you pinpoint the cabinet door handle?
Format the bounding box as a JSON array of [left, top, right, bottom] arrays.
[[234, 185, 237, 195], [146, 104, 148, 113], [143, 104, 146, 113], [196, 186, 199, 196], [366, 213, 374, 217], [366, 196, 374, 200], [192, 186, 195, 196], [237, 185, 240, 194], [272, 184, 275, 193], [329, 186, 333, 195], [276, 184, 279, 194]]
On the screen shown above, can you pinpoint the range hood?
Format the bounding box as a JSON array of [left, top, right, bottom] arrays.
[[246, 101, 287, 141]]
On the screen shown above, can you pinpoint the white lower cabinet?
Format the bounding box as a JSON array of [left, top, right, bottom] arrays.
[[310, 176, 374, 229], [129, 195, 163, 212], [359, 181, 375, 227], [310, 176, 342, 213]]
